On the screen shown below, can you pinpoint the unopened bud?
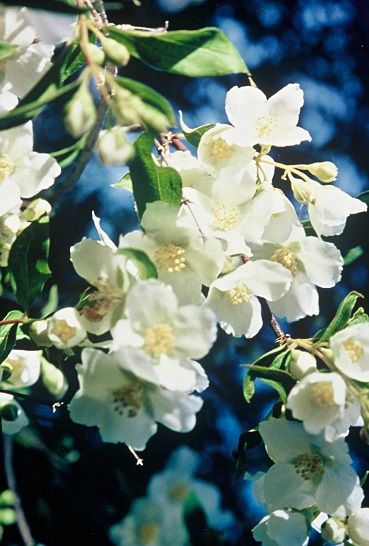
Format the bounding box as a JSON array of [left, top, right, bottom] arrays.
[[101, 37, 130, 66], [41, 357, 68, 398], [306, 161, 338, 183], [97, 127, 133, 165], [348, 508, 369, 546], [321, 517, 346, 544], [289, 349, 317, 380], [21, 198, 51, 222], [0, 402, 21, 422], [0, 213, 21, 237], [86, 43, 105, 65], [65, 85, 97, 138], [290, 176, 314, 204], [112, 86, 169, 133]]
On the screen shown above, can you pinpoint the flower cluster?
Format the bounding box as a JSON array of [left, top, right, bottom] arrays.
[[109, 446, 237, 545]]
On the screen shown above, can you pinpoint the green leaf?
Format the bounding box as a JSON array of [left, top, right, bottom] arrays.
[[117, 248, 158, 279], [348, 307, 369, 327], [8, 221, 51, 313], [129, 132, 182, 219], [112, 171, 133, 191], [179, 111, 215, 147], [107, 26, 249, 77], [247, 364, 295, 396], [0, 43, 81, 131], [260, 378, 288, 403], [0, 311, 24, 364], [358, 190, 369, 206], [344, 245, 364, 265], [243, 373, 255, 403], [116, 76, 175, 126], [243, 345, 286, 369], [318, 291, 364, 343], [0, 41, 18, 62]]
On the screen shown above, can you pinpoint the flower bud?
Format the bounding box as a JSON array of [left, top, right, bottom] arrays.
[[97, 127, 133, 165], [29, 319, 52, 347], [47, 307, 87, 349], [111, 87, 144, 127], [101, 37, 130, 66], [347, 508, 369, 546], [0, 213, 20, 237], [321, 517, 346, 544], [41, 357, 68, 398], [289, 349, 317, 380], [290, 176, 314, 204], [86, 43, 105, 65], [21, 198, 51, 222], [306, 161, 338, 183], [65, 85, 97, 138]]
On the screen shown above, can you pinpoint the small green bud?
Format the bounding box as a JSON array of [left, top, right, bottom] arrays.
[[0, 508, 17, 526], [86, 43, 105, 65], [21, 198, 51, 222], [0, 403, 21, 422], [0, 489, 16, 506], [97, 127, 134, 165], [65, 84, 97, 138], [101, 37, 130, 66], [306, 161, 338, 183]]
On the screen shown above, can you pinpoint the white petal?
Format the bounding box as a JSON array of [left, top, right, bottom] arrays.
[[267, 83, 304, 127], [263, 462, 317, 511], [125, 280, 178, 328], [269, 274, 319, 322], [150, 390, 203, 432], [225, 85, 266, 130], [299, 237, 343, 288], [16, 152, 61, 197], [173, 305, 216, 359]]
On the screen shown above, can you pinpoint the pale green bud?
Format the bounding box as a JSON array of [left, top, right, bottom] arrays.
[[86, 43, 105, 65], [306, 161, 338, 183], [29, 320, 52, 347], [321, 517, 346, 544], [112, 87, 169, 133], [97, 127, 133, 165], [0, 489, 17, 506], [41, 357, 68, 398], [290, 177, 314, 204], [101, 37, 130, 66], [21, 199, 51, 222], [65, 85, 97, 138], [0, 508, 17, 525], [289, 349, 317, 380]]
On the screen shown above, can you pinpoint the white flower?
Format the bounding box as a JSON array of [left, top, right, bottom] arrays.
[[148, 446, 236, 534], [205, 259, 292, 338], [1, 349, 41, 388], [329, 322, 369, 382], [251, 226, 343, 321], [286, 372, 362, 441], [164, 150, 214, 195], [289, 350, 317, 380], [347, 508, 369, 546], [0, 120, 61, 216], [110, 497, 185, 546], [252, 510, 309, 546], [197, 123, 255, 176], [222, 83, 311, 147], [333, 480, 365, 520], [110, 280, 216, 393], [68, 348, 203, 450], [292, 176, 367, 237], [0, 393, 29, 434], [47, 307, 87, 349], [255, 417, 359, 514], [121, 201, 224, 305], [0, 7, 54, 97], [71, 237, 129, 335]]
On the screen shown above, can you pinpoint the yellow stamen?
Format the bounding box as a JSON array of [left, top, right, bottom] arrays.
[[154, 244, 186, 273], [144, 323, 175, 357], [213, 203, 240, 231]]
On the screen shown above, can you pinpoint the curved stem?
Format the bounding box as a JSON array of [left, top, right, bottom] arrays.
[[3, 435, 35, 546]]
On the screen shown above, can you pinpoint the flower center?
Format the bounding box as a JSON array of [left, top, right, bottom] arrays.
[[169, 483, 188, 501], [310, 382, 334, 409], [154, 243, 186, 273], [80, 279, 123, 322], [53, 320, 77, 343], [0, 153, 15, 182], [293, 452, 324, 481], [111, 380, 144, 418], [342, 338, 364, 363], [227, 283, 250, 305], [270, 247, 298, 276], [213, 203, 240, 231], [211, 137, 233, 160], [255, 115, 278, 139], [138, 522, 159, 544], [144, 323, 175, 357]]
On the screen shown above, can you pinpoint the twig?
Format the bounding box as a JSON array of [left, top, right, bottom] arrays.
[[0, 318, 27, 326], [0, 388, 64, 411], [127, 445, 143, 465], [47, 100, 108, 204], [3, 435, 35, 546]]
